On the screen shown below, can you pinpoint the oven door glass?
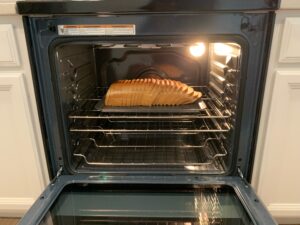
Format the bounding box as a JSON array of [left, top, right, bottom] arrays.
[[40, 185, 252, 225], [18, 176, 276, 225]]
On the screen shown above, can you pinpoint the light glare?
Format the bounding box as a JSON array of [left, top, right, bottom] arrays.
[[214, 43, 232, 56], [189, 43, 205, 57], [185, 166, 197, 170]]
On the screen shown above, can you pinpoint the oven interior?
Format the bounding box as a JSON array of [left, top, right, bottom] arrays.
[[54, 41, 242, 174]]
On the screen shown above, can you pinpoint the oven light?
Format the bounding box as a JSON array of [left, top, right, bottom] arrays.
[[214, 43, 232, 56], [189, 43, 205, 57]]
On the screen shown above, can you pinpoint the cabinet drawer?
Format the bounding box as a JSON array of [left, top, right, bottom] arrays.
[[279, 17, 300, 63], [0, 24, 20, 67]]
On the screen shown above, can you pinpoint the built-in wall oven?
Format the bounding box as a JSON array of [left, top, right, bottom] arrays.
[[17, 0, 278, 224]]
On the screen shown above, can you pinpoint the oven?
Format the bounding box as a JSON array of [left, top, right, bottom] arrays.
[[17, 0, 278, 224]]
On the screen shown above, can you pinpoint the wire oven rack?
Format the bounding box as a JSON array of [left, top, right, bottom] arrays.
[[69, 86, 231, 133], [73, 136, 227, 166], [70, 119, 230, 133], [69, 86, 231, 118]]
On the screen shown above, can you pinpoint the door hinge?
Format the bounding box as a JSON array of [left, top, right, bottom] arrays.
[[51, 166, 63, 185]]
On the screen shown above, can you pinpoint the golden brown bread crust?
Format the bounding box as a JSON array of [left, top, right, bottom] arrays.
[[104, 78, 202, 106]]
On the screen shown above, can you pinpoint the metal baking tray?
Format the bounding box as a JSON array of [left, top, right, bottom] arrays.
[[95, 99, 208, 113]]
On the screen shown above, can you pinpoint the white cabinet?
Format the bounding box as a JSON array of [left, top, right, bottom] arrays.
[[0, 16, 48, 216], [281, 0, 300, 9], [252, 13, 300, 224], [255, 71, 300, 220], [279, 18, 300, 63], [0, 73, 43, 215]]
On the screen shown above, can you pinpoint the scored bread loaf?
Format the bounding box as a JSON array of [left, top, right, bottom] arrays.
[[104, 78, 202, 106]]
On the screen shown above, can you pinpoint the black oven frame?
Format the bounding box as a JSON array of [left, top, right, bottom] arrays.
[[23, 12, 274, 180]]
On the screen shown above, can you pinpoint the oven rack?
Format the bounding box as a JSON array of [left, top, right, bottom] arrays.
[[70, 85, 231, 118], [73, 134, 221, 149], [73, 137, 227, 166], [69, 118, 230, 133], [69, 98, 230, 119]]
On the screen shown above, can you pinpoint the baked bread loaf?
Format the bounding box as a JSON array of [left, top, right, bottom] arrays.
[[105, 78, 202, 106]]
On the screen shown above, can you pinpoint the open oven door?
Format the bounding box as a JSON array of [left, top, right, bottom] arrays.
[[17, 175, 276, 225]]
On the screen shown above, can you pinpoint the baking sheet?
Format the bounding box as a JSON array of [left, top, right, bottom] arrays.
[[95, 99, 207, 113]]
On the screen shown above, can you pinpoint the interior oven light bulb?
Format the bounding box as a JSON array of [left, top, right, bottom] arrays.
[[214, 43, 232, 56], [189, 43, 205, 57]]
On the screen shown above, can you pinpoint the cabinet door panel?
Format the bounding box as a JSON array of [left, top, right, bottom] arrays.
[[0, 24, 20, 67], [0, 73, 44, 216], [257, 71, 300, 219], [281, 0, 300, 9], [279, 18, 300, 63]]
